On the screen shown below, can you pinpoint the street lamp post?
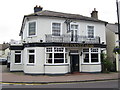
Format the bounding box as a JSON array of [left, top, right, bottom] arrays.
[[116, 0, 120, 46], [116, 0, 120, 72]]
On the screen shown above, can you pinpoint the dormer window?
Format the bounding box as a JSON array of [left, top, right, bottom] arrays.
[[28, 22, 36, 36]]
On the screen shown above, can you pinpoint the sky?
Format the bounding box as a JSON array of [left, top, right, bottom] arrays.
[[0, 0, 119, 44]]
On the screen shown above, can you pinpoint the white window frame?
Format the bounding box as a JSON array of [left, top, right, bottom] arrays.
[[27, 49, 36, 65], [14, 51, 22, 64], [27, 20, 37, 37], [45, 47, 68, 65], [86, 25, 95, 38], [51, 22, 62, 36], [82, 48, 100, 64]]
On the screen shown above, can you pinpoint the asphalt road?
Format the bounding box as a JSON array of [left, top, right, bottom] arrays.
[[1, 80, 119, 88]]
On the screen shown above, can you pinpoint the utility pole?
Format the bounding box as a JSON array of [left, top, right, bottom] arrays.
[[116, 0, 120, 72], [116, 0, 120, 46]]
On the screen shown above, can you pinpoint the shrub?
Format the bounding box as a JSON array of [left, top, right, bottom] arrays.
[[101, 53, 114, 73]]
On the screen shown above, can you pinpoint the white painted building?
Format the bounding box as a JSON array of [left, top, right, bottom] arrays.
[[9, 6, 107, 75]]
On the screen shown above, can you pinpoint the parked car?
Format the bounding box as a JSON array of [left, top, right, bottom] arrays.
[[0, 58, 7, 65]]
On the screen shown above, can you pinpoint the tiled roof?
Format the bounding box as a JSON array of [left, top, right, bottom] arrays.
[[26, 10, 106, 23], [20, 10, 107, 35], [0, 44, 9, 50]]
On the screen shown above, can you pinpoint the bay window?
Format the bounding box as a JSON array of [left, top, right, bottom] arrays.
[[45, 47, 67, 64], [83, 48, 100, 64]]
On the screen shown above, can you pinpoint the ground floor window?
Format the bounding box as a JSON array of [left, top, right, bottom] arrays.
[[15, 51, 21, 63], [82, 48, 100, 64], [28, 50, 35, 64], [45, 47, 67, 64]]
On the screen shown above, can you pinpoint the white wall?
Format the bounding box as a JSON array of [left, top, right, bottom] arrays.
[[81, 64, 101, 72], [45, 65, 69, 74], [10, 50, 23, 71], [106, 28, 116, 60], [22, 16, 106, 44], [23, 47, 45, 74]]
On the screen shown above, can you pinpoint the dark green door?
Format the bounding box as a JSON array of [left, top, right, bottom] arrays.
[[71, 55, 79, 72]]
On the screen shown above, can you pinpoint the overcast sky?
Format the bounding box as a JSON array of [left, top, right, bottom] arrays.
[[0, 0, 119, 43]]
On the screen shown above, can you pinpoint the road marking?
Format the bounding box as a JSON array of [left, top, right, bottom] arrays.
[[0, 79, 118, 86]]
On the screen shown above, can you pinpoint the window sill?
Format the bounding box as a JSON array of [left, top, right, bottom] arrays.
[[81, 63, 101, 65], [26, 63, 35, 66], [14, 63, 22, 65], [28, 35, 37, 38], [44, 63, 69, 66]]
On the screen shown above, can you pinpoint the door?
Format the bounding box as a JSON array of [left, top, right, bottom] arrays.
[[71, 24, 78, 42], [71, 55, 79, 72]]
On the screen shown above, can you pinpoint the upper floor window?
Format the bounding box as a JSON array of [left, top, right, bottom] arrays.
[[28, 22, 36, 36], [87, 26, 94, 38], [52, 23, 61, 36]]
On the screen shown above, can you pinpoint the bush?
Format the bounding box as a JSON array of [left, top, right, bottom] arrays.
[[101, 53, 114, 73], [102, 58, 113, 72]]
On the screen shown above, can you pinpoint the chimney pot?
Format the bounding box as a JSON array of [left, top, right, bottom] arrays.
[[91, 8, 98, 19], [34, 5, 43, 13]]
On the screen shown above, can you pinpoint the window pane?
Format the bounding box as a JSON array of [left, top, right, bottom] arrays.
[[15, 51, 21, 53], [15, 54, 21, 63], [88, 26, 94, 38], [65, 53, 67, 63], [46, 53, 52, 63], [29, 55, 34, 63], [54, 47, 64, 52], [29, 22, 36, 36], [29, 50, 34, 53], [83, 54, 89, 63], [91, 54, 98, 62], [83, 48, 89, 52], [91, 48, 98, 52], [46, 48, 52, 52], [52, 23, 61, 36], [54, 53, 64, 63]]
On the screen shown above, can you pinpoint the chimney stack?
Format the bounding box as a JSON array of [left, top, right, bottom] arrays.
[[34, 5, 43, 13], [91, 8, 98, 19]]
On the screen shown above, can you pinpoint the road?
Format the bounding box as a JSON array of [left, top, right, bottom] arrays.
[[1, 80, 119, 88]]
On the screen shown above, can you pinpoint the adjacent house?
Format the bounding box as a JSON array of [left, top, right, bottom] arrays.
[[0, 43, 10, 59], [106, 23, 119, 71], [9, 6, 107, 75]]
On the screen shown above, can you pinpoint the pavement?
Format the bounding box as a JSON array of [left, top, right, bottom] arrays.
[[0, 65, 119, 84]]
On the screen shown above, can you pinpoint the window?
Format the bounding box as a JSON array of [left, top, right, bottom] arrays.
[[91, 53, 98, 62], [15, 51, 21, 63], [45, 47, 67, 64], [52, 23, 61, 36], [83, 54, 89, 63], [28, 22, 36, 36], [54, 53, 64, 63], [83, 48, 100, 64], [87, 26, 94, 38], [28, 50, 35, 64]]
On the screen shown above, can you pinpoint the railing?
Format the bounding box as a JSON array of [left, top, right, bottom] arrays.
[[45, 34, 100, 44]]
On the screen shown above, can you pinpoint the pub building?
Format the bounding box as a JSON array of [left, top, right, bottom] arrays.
[[9, 6, 107, 75]]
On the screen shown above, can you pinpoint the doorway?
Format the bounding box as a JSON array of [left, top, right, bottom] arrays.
[[71, 55, 79, 72]]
